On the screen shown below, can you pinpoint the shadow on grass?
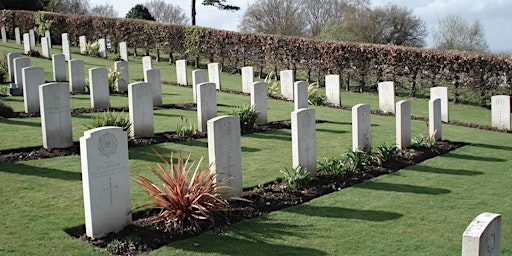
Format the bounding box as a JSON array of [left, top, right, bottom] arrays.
[[358, 181, 451, 195], [179, 139, 260, 152], [406, 165, 483, 176], [0, 118, 40, 128], [470, 143, 512, 151], [0, 163, 81, 181], [284, 205, 403, 221], [443, 153, 506, 162], [316, 128, 348, 134], [317, 120, 351, 126], [244, 130, 291, 142], [153, 112, 182, 118]]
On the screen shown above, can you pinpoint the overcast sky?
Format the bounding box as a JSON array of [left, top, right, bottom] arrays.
[[89, 0, 512, 52]]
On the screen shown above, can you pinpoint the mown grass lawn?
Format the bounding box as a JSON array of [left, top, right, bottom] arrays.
[[0, 41, 511, 255]]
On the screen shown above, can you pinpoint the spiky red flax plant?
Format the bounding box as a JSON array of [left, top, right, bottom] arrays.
[[137, 152, 230, 233]]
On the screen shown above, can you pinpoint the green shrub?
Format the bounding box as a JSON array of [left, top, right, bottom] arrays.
[[175, 116, 196, 137], [280, 165, 314, 190], [265, 72, 280, 97], [0, 101, 15, 118], [412, 133, 438, 151], [84, 110, 131, 132], [0, 53, 8, 84], [85, 42, 100, 57], [318, 157, 346, 176], [107, 67, 123, 93], [307, 82, 326, 105], [229, 105, 259, 133], [342, 149, 375, 173], [27, 49, 41, 57], [374, 142, 400, 166]]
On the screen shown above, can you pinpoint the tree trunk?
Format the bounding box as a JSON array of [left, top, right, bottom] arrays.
[[156, 49, 160, 62], [191, 0, 196, 25]]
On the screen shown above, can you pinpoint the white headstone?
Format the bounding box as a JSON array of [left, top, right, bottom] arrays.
[[44, 30, 51, 48], [352, 104, 372, 152], [396, 100, 411, 149], [119, 42, 128, 61], [22, 67, 44, 113], [13, 57, 31, 87], [1, 26, 6, 43], [197, 82, 217, 132], [378, 81, 395, 113], [325, 74, 341, 106], [208, 63, 221, 90], [292, 108, 317, 175], [491, 95, 510, 130], [80, 126, 131, 239], [142, 56, 152, 72], [294, 81, 308, 110], [192, 69, 207, 103], [69, 59, 85, 93], [7, 52, 22, 82], [89, 67, 110, 109], [79, 35, 87, 54], [251, 81, 268, 125], [39, 82, 73, 149], [29, 29, 35, 47], [207, 115, 243, 197], [128, 82, 154, 138], [280, 70, 294, 100], [14, 27, 21, 44], [176, 59, 188, 86], [144, 68, 163, 107], [241, 66, 254, 94], [114, 61, 129, 92], [23, 33, 31, 54], [62, 33, 71, 61], [462, 212, 501, 256], [52, 54, 67, 82], [41, 36, 51, 58], [430, 86, 448, 122], [98, 38, 107, 58], [429, 98, 442, 140]]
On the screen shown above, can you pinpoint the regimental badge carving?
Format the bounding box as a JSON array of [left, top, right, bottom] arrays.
[[98, 132, 118, 158]]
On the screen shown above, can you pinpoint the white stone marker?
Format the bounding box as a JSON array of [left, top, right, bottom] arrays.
[[197, 82, 217, 132], [292, 108, 317, 175], [13, 57, 31, 87], [142, 56, 152, 72], [52, 54, 67, 82], [430, 86, 448, 122], [41, 36, 50, 58], [119, 42, 128, 61], [69, 59, 85, 93], [62, 33, 71, 61], [352, 104, 372, 153], [80, 126, 132, 239], [241, 66, 254, 94], [1, 26, 6, 43], [23, 33, 31, 54], [98, 38, 107, 58], [144, 68, 163, 107], [208, 115, 243, 197], [396, 100, 411, 149], [251, 81, 268, 125], [429, 98, 442, 140], [325, 74, 341, 106], [15, 27, 21, 44], [89, 67, 110, 109], [491, 95, 510, 130], [176, 59, 188, 86], [7, 52, 22, 82], [22, 67, 44, 113], [462, 212, 501, 256], [208, 62, 221, 90], [44, 30, 51, 48], [378, 81, 395, 113], [280, 70, 294, 100], [79, 35, 87, 54], [29, 29, 35, 47], [294, 81, 308, 110], [114, 61, 129, 92], [128, 82, 154, 138], [39, 82, 73, 149], [192, 69, 207, 103]]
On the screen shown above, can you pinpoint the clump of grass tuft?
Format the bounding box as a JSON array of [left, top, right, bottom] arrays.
[[374, 142, 400, 166], [175, 116, 196, 137], [229, 105, 259, 133], [84, 110, 131, 132], [280, 165, 314, 190]]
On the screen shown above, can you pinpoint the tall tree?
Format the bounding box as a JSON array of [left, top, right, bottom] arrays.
[[0, 0, 47, 11], [90, 3, 118, 17], [45, 0, 90, 15], [191, 0, 239, 26], [126, 4, 155, 21], [433, 14, 489, 52], [300, 0, 344, 37], [145, 0, 188, 24]]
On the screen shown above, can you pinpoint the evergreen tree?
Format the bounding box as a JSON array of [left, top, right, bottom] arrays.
[[126, 4, 155, 21]]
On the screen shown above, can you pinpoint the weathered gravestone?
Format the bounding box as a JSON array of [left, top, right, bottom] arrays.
[[197, 82, 217, 132], [208, 115, 243, 197], [29, 29, 35, 47], [62, 33, 71, 61], [491, 95, 510, 130], [13, 57, 31, 89], [396, 100, 411, 149], [378, 81, 395, 113], [352, 104, 372, 153], [69, 59, 85, 93], [1, 26, 6, 43], [89, 67, 110, 109], [119, 42, 128, 61], [144, 68, 163, 107], [7, 52, 22, 82], [430, 86, 448, 122], [429, 98, 442, 140], [208, 63, 221, 90], [52, 54, 67, 82], [325, 74, 341, 106], [41, 37, 50, 58], [44, 30, 51, 48], [128, 82, 154, 138], [22, 67, 44, 113], [280, 70, 294, 100], [114, 61, 129, 92], [23, 33, 30, 54], [192, 69, 207, 103], [462, 212, 501, 256], [142, 56, 152, 72], [292, 108, 317, 175], [251, 81, 268, 125], [79, 35, 87, 54], [14, 27, 21, 44], [80, 126, 131, 239], [294, 81, 308, 110], [39, 82, 73, 149], [98, 38, 107, 58], [176, 59, 188, 86], [241, 66, 254, 94]]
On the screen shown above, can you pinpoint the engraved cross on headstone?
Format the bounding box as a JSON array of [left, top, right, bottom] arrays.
[[104, 177, 118, 206]]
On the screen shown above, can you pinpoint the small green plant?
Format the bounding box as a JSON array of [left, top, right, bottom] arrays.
[[84, 110, 131, 132], [265, 72, 280, 97], [107, 67, 124, 93], [0, 53, 8, 84], [229, 105, 260, 133], [280, 165, 314, 190], [0, 101, 15, 118], [111, 53, 122, 61], [85, 42, 100, 57], [252, 183, 265, 194], [342, 149, 374, 173], [307, 82, 326, 105], [374, 142, 400, 166], [318, 157, 346, 176], [27, 49, 41, 57], [412, 132, 438, 150], [175, 116, 196, 137]]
